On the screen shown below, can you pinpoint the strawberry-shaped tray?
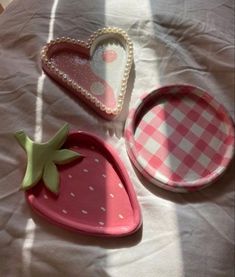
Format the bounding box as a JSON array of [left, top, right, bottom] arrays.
[[41, 27, 133, 120], [125, 85, 235, 192], [15, 124, 142, 237]]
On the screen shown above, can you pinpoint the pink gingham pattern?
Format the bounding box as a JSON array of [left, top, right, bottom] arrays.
[[125, 85, 234, 192]]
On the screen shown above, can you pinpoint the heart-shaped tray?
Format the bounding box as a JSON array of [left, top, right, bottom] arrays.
[[125, 85, 235, 192], [25, 131, 142, 237], [41, 27, 133, 120]]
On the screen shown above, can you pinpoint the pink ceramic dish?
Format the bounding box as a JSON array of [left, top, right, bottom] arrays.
[[125, 85, 235, 193], [41, 27, 133, 120], [25, 131, 142, 237]]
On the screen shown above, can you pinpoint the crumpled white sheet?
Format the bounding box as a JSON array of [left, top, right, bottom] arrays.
[[0, 0, 234, 276]]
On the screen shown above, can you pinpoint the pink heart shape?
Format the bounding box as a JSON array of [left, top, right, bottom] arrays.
[[41, 27, 134, 120]]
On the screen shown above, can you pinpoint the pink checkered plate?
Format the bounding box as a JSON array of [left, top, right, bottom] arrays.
[[125, 85, 234, 192]]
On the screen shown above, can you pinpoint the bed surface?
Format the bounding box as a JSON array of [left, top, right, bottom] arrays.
[[0, 0, 234, 276]]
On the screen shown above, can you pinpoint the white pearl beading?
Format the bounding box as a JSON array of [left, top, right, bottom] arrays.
[[40, 27, 134, 118]]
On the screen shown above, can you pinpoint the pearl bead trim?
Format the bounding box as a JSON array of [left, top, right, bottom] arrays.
[[40, 27, 134, 119]]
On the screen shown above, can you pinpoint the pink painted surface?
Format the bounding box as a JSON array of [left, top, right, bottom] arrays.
[[102, 50, 117, 63], [51, 49, 116, 108], [25, 132, 142, 237], [125, 85, 235, 192]]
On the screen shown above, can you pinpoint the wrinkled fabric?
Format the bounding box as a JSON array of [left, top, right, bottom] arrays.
[[0, 0, 234, 276]]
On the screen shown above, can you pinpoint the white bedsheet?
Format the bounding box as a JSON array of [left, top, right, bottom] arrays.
[[0, 0, 234, 276]]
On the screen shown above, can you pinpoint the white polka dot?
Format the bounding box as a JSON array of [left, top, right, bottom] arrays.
[[102, 174, 106, 178], [94, 158, 99, 163], [70, 192, 75, 197], [68, 174, 72, 179], [75, 56, 87, 65], [83, 169, 88, 173], [62, 209, 68, 214], [89, 186, 94, 191], [110, 193, 114, 198], [118, 214, 124, 219], [81, 209, 88, 214], [43, 194, 48, 199], [90, 81, 105, 96], [100, 206, 106, 212], [99, 221, 104, 226], [118, 183, 123, 188]]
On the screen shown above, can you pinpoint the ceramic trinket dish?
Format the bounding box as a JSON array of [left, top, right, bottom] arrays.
[[125, 85, 235, 192], [41, 27, 134, 120], [15, 124, 142, 237]]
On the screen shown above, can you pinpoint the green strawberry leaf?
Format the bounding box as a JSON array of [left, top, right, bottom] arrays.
[[15, 123, 85, 194], [43, 161, 59, 194], [53, 149, 82, 165], [21, 163, 43, 190], [48, 123, 70, 150]]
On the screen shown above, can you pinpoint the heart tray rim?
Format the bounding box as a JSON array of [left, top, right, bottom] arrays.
[[41, 27, 134, 120]]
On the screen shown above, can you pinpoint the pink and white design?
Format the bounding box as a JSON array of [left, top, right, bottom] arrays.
[[26, 131, 142, 237], [41, 27, 133, 120], [125, 85, 235, 192]]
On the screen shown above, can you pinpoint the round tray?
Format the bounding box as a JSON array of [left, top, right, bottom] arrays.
[[125, 85, 234, 192]]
